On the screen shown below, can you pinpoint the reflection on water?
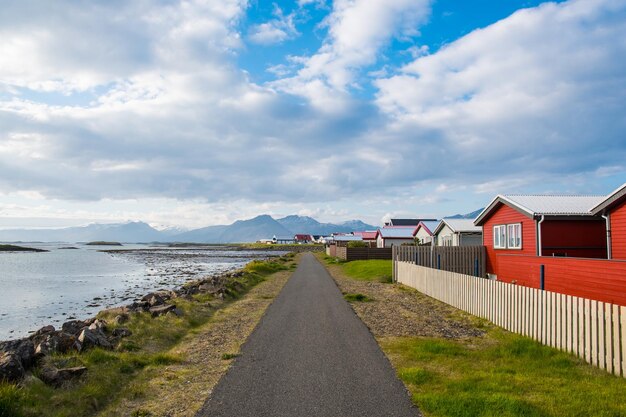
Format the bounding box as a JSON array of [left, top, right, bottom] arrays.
[[0, 243, 279, 340]]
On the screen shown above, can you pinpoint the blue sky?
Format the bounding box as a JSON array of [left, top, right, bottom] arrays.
[[0, 0, 625, 229]]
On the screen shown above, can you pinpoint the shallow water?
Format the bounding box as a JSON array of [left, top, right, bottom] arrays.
[[0, 243, 279, 340]]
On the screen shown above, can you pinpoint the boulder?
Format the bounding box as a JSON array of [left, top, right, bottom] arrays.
[[113, 314, 129, 325], [170, 308, 184, 317], [61, 320, 88, 336], [31, 325, 55, 337], [88, 319, 107, 332], [34, 332, 77, 357], [77, 328, 112, 351], [40, 366, 87, 387], [0, 353, 25, 382], [149, 304, 176, 317], [0, 338, 35, 368], [111, 328, 132, 338]]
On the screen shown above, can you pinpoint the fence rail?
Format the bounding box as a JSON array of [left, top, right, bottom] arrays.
[[335, 246, 392, 261], [394, 257, 626, 378], [394, 245, 486, 277]]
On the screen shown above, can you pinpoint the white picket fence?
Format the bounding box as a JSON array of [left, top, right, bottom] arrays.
[[395, 261, 626, 377]]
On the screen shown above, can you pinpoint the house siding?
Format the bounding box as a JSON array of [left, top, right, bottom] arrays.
[[435, 224, 456, 246], [611, 199, 626, 260], [415, 228, 433, 245], [541, 219, 607, 259], [482, 204, 536, 277]]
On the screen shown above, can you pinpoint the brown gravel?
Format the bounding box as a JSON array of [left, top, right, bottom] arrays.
[[98, 261, 296, 417], [323, 261, 484, 340]]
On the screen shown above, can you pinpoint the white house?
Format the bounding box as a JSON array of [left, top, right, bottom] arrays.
[[433, 219, 482, 246], [376, 227, 416, 248], [413, 220, 440, 245]]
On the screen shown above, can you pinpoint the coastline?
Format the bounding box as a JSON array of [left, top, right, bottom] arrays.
[[0, 252, 299, 417]]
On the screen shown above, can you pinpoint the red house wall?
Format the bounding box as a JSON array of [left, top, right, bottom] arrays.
[[496, 254, 626, 306], [541, 219, 607, 259], [482, 204, 536, 275], [611, 200, 626, 260]]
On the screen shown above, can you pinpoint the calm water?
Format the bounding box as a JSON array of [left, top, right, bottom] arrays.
[[0, 244, 278, 340]]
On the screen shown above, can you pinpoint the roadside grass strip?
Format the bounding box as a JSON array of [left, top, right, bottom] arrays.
[[382, 329, 626, 417]]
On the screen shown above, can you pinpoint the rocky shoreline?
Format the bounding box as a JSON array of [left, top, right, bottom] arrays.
[[0, 261, 267, 386]]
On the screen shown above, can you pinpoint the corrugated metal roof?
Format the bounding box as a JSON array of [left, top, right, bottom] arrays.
[[590, 183, 626, 214], [379, 227, 417, 238], [390, 218, 437, 226], [475, 194, 605, 225], [503, 194, 604, 215], [333, 236, 363, 241], [440, 218, 481, 233], [416, 220, 440, 235]]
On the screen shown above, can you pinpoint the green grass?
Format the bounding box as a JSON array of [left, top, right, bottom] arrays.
[[340, 260, 393, 283], [382, 328, 626, 417], [343, 293, 374, 302], [0, 256, 294, 417], [221, 353, 239, 360]]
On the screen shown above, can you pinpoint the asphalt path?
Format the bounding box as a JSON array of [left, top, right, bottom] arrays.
[[196, 253, 420, 417]]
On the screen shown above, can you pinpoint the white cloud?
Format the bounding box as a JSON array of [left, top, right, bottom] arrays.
[[248, 5, 299, 45], [270, 0, 432, 108], [374, 0, 626, 188]]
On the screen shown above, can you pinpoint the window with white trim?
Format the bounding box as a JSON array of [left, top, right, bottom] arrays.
[[507, 223, 522, 249], [493, 225, 506, 249]]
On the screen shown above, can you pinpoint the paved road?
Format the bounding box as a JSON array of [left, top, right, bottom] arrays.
[[196, 253, 420, 417]]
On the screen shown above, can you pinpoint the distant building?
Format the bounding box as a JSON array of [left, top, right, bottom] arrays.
[[294, 234, 314, 244], [384, 218, 438, 227], [376, 226, 416, 248], [413, 220, 440, 245], [432, 219, 482, 247]]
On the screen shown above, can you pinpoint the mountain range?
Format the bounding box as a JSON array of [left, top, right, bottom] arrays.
[[0, 215, 378, 244], [0, 209, 482, 244]]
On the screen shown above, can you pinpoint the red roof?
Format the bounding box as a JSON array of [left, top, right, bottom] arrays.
[[294, 234, 312, 240]]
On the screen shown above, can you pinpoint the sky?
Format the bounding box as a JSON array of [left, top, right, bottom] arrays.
[[1, 0, 626, 229]]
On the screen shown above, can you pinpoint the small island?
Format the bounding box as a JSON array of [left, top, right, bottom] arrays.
[[85, 241, 123, 246], [0, 244, 48, 252]]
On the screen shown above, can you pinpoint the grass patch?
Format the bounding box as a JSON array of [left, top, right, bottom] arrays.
[[4, 255, 295, 417], [340, 260, 392, 283], [221, 353, 239, 360], [343, 293, 374, 302], [0, 383, 23, 417], [382, 329, 626, 417]]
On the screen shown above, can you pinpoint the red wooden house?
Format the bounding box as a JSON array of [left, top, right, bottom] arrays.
[[591, 183, 626, 260], [474, 194, 607, 280]]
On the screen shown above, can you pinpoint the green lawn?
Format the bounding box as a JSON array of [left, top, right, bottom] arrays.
[[382, 328, 626, 417], [339, 259, 393, 283]]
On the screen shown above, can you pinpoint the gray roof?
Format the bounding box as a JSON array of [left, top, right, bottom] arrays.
[[379, 227, 416, 238], [333, 235, 363, 242], [415, 220, 440, 235], [590, 183, 626, 215], [475, 194, 604, 225], [390, 218, 436, 226], [435, 218, 482, 234]]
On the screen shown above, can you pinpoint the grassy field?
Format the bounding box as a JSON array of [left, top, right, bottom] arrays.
[[323, 255, 392, 283], [383, 328, 626, 417], [322, 256, 626, 417], [0, 255, 296, 417]]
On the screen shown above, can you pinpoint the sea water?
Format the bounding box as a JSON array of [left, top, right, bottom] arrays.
[[0, 244, 276, 340]]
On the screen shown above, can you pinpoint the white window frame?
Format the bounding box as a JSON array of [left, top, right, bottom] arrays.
[[507, 223, 522, 249], [493, 225, 507, 249]]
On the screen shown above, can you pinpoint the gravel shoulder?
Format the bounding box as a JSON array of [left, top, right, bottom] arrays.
[[98, 259, 296, 417], [321, 259, 484, 339]]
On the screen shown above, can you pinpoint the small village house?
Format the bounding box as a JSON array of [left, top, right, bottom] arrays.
[[590, 182, 626, 260], [294, 234, 314, 244], [376, 227, 416, 248], [432, 219, 482, 247], [474, 194, 607, 279], [353, 231, 378, 247], [412, 220, 440, 245]]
